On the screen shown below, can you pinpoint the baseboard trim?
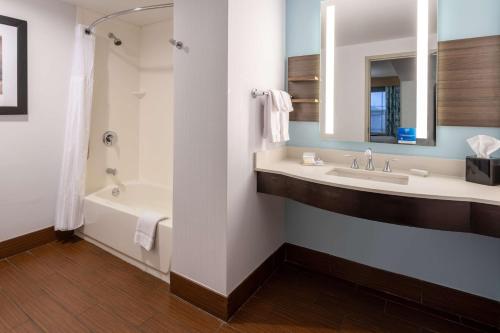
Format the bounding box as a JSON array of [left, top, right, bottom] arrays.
[[0, 227, 74, 260], [170, 272, 228, 320], [227, 244, 286, 317], [171, 242, 499, 329], [171, 244, 285, 321], [285, 243, 500, 330]]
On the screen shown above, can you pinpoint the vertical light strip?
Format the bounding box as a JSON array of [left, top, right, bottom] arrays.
[[324, 4, 335, 135], [416, 0, 429, 139]]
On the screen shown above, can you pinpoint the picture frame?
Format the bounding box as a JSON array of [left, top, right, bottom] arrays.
[[0, 15, 27, 115]]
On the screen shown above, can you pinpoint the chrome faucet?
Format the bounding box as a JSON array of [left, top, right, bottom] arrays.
[[383, 160, 392, 173], [106, 168, 117, 176], [383, 159, 398, 173], [344, 154, 359, 169], [364, 148, 375, 171]]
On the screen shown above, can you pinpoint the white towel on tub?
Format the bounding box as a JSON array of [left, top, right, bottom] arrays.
[[134, 211, 167, 251]]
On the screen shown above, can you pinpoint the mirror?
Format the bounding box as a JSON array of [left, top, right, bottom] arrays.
[[320, 0, 438, 146]]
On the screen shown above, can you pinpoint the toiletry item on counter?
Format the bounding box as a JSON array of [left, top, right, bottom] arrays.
[[466, 157, 500, 186], [410, 169, 430, 177], [302, 152, 325, 166], [466, 135, 500, 186]]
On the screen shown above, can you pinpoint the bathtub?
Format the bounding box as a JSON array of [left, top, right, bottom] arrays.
[[78, 182, 172, 281]]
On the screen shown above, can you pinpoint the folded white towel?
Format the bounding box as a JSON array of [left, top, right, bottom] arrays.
[[279, 90, 294, 112], [264, 90, 294, 143], [277, 91, 293, 141], [134, 211, 167, 251], [271, 90, 294, 112], [264, 91, 281, 143]]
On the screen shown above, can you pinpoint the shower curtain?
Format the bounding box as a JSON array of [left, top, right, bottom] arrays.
[[55, 25, 95, 231], [385, 85, 401, 138]]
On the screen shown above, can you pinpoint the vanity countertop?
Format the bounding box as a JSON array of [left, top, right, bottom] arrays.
[[255, 149, 500, 207]]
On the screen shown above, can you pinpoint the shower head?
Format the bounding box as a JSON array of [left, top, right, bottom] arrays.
[[108, 32, 122, 46]]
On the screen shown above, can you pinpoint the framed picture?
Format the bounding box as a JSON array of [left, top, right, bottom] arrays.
[[0, 15, 27, 115]]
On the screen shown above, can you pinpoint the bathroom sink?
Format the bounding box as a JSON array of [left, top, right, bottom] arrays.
[[327, 167, 409, 185]]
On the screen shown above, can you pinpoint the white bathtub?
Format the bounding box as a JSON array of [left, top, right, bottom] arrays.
[[78, 182, 172, 281]]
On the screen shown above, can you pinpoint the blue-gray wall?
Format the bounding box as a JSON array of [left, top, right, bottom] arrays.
[[285, 0, 500, 301]]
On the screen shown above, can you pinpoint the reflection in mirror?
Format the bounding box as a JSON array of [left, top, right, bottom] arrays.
[[368, 53, 436, 145], [370, 56, 416, 144], [320, 0, 437, 146]]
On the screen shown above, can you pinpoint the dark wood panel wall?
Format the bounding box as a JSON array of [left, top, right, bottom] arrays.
[[257, 171, 500, 239], [438, 35, 500, 127]]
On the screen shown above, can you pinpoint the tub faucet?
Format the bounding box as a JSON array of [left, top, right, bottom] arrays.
[[364, 148, 375, 171], [106, 168, 117, 176], [111, 187, 120, 197]]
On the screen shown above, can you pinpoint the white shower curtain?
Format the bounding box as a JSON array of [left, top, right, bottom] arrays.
[[55, 25, 95, 231]]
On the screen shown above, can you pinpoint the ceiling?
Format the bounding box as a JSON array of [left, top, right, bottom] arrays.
[[333, 0, 437, 47], [371, 58, 417, 81], [60, 0, 173, 26]]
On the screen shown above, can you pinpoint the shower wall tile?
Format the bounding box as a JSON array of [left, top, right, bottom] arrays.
[[138, 19, 174, 193], [79, 8, 141, 194]]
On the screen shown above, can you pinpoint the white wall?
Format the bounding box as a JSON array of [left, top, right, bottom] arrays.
[[80, 9, 141, 194], [227, 0, 286, 293], [138, 20, 173, 191], [173, 0, 285, 295], [287, 200, 500, 301], [172, 0, 229, 294], [0, 0, 76, 242]]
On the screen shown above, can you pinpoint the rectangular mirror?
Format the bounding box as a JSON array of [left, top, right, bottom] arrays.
[[320, 0, 437, 146]]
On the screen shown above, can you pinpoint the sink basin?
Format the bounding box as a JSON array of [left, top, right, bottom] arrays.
[[327, 167, 409, 185]]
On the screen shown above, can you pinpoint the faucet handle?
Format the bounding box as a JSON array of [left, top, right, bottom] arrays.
[[106, 168, 117, 176], [344, 154, 359, 169], [383, 159, 398, 173]]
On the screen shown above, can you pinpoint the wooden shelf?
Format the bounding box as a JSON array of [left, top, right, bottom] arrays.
[[288, 75, 319, 82], [288, 55, 320, 122], [292, 99, 319, 103]]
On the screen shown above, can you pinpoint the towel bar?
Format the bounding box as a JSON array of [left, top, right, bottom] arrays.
[[251, 89, 270, 98]]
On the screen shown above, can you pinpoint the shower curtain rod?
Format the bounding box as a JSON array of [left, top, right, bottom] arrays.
[[84, 3, 174, 35]]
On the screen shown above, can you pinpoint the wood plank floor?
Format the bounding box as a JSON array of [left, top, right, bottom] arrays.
[[0, 238, 495, 332]]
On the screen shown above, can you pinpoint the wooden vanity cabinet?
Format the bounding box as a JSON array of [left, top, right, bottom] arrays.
[[257, 171, 500, 239]]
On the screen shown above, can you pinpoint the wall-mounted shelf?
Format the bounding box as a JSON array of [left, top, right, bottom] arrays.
[[292, 99, 319, 103], [288, 55, 320, 122], [288, 75, 319, 82]]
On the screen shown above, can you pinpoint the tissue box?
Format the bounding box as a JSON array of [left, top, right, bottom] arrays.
[[465, 156, 500, 186]]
